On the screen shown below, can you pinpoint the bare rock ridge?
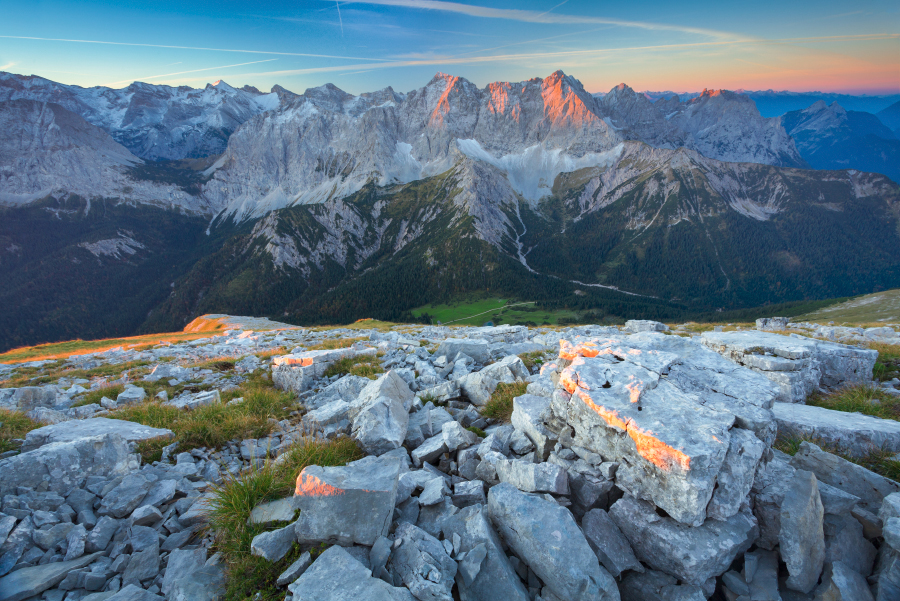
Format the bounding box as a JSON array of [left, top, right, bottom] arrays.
[[1, 318, 898, 599]]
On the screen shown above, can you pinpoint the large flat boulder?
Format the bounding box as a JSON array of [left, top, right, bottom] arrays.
[[21, 417, 174, 452], [273, 348, 376, 393], [287, 545, 415, 601], [774, 403, 900, 458], [701, 331, 877, 402], [0, 386, 61, 412], [790, 441, 900, 511], [487, 483, 619, 601], [0, 433, 139, 497], [294, 455, 402, 546], [609, 495, 758, 586], [434, 339, 490, 364], [546, 333, 775, 526], [0, 551, 101, 601]]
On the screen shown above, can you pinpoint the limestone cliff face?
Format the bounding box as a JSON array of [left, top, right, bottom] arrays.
[[0, 99, 210, 214], [0, 72, 282, 160]]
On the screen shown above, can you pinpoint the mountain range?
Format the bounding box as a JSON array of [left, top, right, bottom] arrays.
[[0, 70, 898, 351]]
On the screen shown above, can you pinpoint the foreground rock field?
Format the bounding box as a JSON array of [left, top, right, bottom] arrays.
[[1, 316, 900, 601]]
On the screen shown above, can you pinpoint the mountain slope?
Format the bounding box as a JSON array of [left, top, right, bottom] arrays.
[[0, 99, 212, 213], [878, 100, 900, 136], [0, 72, 282, 160], [599, 85, 805, 168], [782, 101, 900, 182]]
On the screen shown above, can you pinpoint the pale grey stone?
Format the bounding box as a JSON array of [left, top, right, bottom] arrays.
[[122, 542, 159, 586], [779, 470, 825, 593], [33, 522, 74, 550], [494, 458, 568, 494], [304, 374, 371, 411], [623, 320, 669, 333], [100, 476, 151, 519], [349, 371, 413, 456], [64, 524, 87, 560], [302, 400, 350, 429], [130, 505, 162, 527], [824, 514, 876, 577], [459, 355, 529, 406], [165, 389, 220, 411], [706, 428, 766, 521], [582, 509, 643, 578], [287, 545, 415, 601], [435, 339, 490, 364], [389, 522, 457, 601], [440, 505, 530, 601], [411, 434, 448, 467], [790, 442, 900, 511], [452, 480, 485, 508], [418, 478, 449, 507], [104, 585, 164, 601], [511, 394, 557, 460], [487, 483, 618, 601], [115, 386, 147, 406], [775, 403, 900, 458], [746, 550, 780, 601], [0, 386, 59, 413], [85, 516, 120, 553], [457, 542, 487, 587], [818, 481, 861, 515], [277, 551, 312, 586], [178, 493, 215, 527], [0, 552, 101, 601], [294, 455, 401, 546], [813, 561, 875, 601], [442, 421, 480, 453], [0, 434, 139, 497], [140, 480, 176, 509], [881, 493, 900, 523], [248, 497, 296, 526], [250, 523, 295, 562], [609, 495, 758, 586], [751, 454, 797, 549]]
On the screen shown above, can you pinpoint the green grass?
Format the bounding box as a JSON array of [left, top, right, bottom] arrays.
[[774, 433, 900, 482], [1, 360, 150, 388], [305, 337, 367, 351], [482, 382, 529, 422], [806, 384, 900, 421], [518, 351, 551, 371], [321, 354, 384, 380], [71, 384, 126, 408], [872, 342, 900, 382], [800, 288, 900, 324], [0, 410, 40, 453], [411, 297, 578, 327], [207, 437, 362, 601], [111, 373, 295, 461], [466, 426, 487, 438]]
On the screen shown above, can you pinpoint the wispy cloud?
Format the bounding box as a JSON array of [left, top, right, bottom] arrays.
[[0, 62, 15, 71], [535, 0, 569, 19], [335, 1, 344, 36], [105, 59, 277, 87], [342, 0, 738, 39], [0, 35, 386, 62]]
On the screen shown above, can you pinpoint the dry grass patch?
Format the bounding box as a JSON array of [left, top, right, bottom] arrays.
[[871, 342, 900, 382], [482, 381, 529, 422], [112, 374, 295, 461], [305, 337, 367, 351], [774, 432, 900, 482], [207, 437, 362, 601], [806, 384, 900, 422], [0, 410, 40, 453], [321, 353, 385, 380]]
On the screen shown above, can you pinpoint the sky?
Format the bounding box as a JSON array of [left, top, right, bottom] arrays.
[[0, 0, 898, 96]]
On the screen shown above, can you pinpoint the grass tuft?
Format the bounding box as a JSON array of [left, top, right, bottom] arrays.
[[806, 384, 900, 421], [466, 426, 487, 438], [321, 354, 384, 380], [305, 337, 366, 351], [774, 432, 900, 481], [0, 410, 40, 453], [207, 437, 362, 601], [871, 342, 900, 382], [518, 351, 549, 371], [482, 382, 529, 422]]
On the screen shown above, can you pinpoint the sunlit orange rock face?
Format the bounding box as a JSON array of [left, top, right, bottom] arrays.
[[295, 470, 347, 497], [548, 333, 775, 527], [429, 73, 462, 128], [539, 70, 602, 130]]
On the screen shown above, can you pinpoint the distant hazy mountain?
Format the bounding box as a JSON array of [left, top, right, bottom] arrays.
[[640, 90, 900, 118], [0, 72, 285, 160], [781, 101, 900, 182], [878, 100, 900, 136]]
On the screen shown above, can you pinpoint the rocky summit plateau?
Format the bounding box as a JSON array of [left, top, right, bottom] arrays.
[[1, 69, 899, 352], [1, 317, 900, 600]]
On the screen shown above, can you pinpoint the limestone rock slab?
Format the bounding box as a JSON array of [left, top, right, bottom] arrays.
[[21, 418, 173, 453], [774, 403, 900, 458]]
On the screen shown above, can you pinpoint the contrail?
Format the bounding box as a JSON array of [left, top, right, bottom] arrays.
[[536, 0, 569, 19], [105, 59, 277, 87], [336, 1, 344, 36]]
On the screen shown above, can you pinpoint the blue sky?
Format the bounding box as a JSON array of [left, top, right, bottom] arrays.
[[1, 0, 898, 95]]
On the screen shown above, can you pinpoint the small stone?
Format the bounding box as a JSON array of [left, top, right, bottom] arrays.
[[250, 523, 295, 562], [130, 506, 163, 527], [276, 551, 312, 586]]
